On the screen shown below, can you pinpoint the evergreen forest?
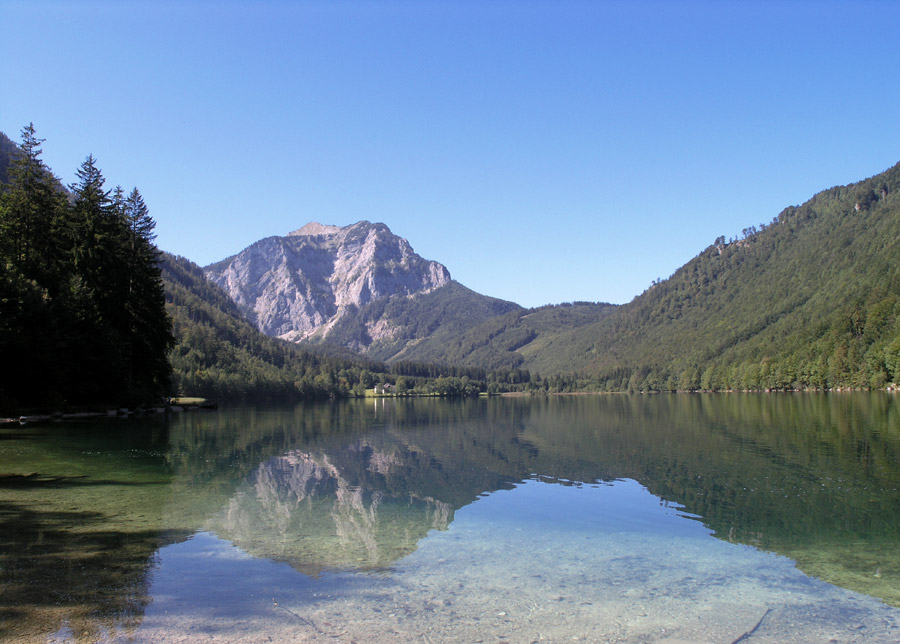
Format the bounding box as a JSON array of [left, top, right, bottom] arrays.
[[0, 125, 172, 411]]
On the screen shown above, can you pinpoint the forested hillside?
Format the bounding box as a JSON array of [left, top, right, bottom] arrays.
[[0, 125, 533, 410], [0, 132, 17, 185], [322, 281, 523, 361], [360, 299, 615, 371], [524, 161, 900, 391]]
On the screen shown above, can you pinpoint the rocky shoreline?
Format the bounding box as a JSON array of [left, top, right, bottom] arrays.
[[1, 400, 216, 426]]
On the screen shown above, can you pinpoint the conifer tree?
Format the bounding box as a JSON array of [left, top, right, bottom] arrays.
[[0, 126, 70, 408], [0, 123, 66, 288], [69, 154, 115, 295], [122, 186, 173, 400]]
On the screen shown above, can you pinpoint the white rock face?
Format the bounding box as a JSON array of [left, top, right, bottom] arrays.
[[205, 221, 451, 342]]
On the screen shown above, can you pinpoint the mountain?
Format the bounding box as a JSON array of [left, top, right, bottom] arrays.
[[519, 161, 900, 391], [204, 220, 522, 355], [205, 221, 452, 342], [162, 252, 520, 399], [162, 251, 387, 400], [0, 128, 529, 405]]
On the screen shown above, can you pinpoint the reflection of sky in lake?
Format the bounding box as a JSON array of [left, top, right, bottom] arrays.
[[134, 478, 900, 644], [468, 477, 708, 538]]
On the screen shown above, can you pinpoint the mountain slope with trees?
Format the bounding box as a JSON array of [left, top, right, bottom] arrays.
[[0, 126, 531, 409], [0, 132, 18, 185], [358, 299, 616, 371], [322, 280, 524, 362], [162, 252, 388, 400], [521, 161, 900, 391], [164, 253, 535, 399], [202, 220, 535, 365]]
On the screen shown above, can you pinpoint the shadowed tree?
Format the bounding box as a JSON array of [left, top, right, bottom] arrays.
[[0, 123, 67, 289], [1, 129, 174, 410]]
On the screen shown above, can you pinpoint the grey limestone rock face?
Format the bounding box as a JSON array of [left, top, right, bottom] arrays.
[[204, 221, 451, 342]]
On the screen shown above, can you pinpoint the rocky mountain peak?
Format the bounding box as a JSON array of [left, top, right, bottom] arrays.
[[204, 221, 452, 343], [289, 221, 343, 237]]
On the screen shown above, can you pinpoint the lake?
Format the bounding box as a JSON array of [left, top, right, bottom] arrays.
[[2, 393, 899, 643]]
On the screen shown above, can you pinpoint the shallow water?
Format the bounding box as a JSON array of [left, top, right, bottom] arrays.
[[2, 393, 900, 643]]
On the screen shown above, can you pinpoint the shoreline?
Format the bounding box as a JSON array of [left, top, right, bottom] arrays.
[[1, 398, 215, 426], [5, 388, 896, 424]]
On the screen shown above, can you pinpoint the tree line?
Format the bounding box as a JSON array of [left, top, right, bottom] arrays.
[[0, 124, 172, 412]]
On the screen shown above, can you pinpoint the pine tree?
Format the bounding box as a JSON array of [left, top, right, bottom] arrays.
[[0, 123, 67, 288], [58, 155, 120, 400], [69, 154, 116, 295], [0, 125, 71, 410], [65, 157, 173, 403], [122, 186, 173, 400]]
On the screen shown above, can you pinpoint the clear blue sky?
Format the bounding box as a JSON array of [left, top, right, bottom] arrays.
[[3, 0, 899, 308]]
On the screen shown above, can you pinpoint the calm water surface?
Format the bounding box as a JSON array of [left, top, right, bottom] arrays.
[[2, 393, 899, 643]]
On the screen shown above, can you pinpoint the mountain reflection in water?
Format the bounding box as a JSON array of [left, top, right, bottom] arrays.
[[1, 393, 899, 642], [213, 448, 453, 574]]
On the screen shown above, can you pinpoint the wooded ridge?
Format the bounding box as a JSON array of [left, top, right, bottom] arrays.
[[533, 162, 900, 392]]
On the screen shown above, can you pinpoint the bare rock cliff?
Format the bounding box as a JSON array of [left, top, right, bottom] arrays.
[[204, 221, 451, 342]]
